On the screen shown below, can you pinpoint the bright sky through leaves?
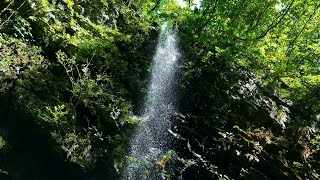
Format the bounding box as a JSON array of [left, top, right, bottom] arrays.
[[176, 0, 202, 9]]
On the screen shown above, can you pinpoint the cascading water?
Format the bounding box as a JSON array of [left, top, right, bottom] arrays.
[[124, 22, 179, 179]]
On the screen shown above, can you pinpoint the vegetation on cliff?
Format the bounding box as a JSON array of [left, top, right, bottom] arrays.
[[0, 0, 319, 179]]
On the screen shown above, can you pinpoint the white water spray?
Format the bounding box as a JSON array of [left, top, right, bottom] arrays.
[[124, 22, 179, 179]]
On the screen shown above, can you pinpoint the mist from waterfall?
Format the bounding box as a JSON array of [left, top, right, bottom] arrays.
[[124, 22, 179, 179]]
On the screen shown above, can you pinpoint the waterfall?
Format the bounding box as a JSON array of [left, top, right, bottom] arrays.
[[124, 22, 179, 179]]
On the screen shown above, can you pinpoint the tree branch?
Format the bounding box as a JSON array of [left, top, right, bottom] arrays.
[[194, 0, 218, 35], [0, 1, 26, 28], [237, 0, 295, 41], [0, 1, 14, 16], [149, 0, 161, 13], [286, 4, 320, 55]]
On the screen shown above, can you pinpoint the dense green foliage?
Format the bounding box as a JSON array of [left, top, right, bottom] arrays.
[[174, 0, 320, 179], [0, 0, 157, 177], [0, 0, 319, 179]]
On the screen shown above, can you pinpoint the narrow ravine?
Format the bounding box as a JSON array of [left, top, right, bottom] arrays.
[[125, 22, 179, 179]]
